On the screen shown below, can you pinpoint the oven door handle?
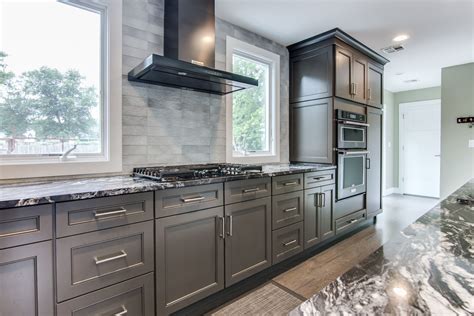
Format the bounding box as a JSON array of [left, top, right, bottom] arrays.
[[338, 120, 370, 127], [338, 150, 370, 156]]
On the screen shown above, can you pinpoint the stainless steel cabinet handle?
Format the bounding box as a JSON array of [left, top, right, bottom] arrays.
[[348, 219, 358, 224], [219, 216, 225, 239], [94, 250, 127, 265], [94, 208, 127, 219], [313, 176, 328, 181], [350, 83, 354, 95], [368, 88, 372, 100], [321, 193, 326, 207], [283, 181, 298, 186], [283, 207, 297, 213], [181, 196, 205, 203], [283, 239, 297, 247], [354, 83, 358, 95], [114, 305, 128, 316], [366, 158, 371, 170], [227, 215, 233, 236], [243, 188, 259, 193]]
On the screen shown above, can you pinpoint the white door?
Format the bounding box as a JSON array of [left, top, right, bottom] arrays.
[[400, 100, 441, 198]]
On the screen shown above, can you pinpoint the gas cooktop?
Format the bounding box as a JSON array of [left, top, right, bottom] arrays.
[[132, 164, 263, 182]]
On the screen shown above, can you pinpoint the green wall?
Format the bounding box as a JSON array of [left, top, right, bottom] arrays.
[[440, 63, 474, 197], [384, 86, 441, 190]]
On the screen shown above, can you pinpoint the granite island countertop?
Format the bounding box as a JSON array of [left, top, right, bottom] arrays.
[[291, 180, 474, 315], [0, 163, 335, 209]]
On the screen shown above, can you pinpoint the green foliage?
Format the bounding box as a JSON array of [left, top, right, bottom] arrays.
[[0, 53, 98, 142], [0, 52, 14, 86], [232, 55, 268, 153]]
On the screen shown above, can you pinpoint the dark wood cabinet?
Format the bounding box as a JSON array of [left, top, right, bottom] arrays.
[[291, 98, 333, 164], [225, 197, 272, 286], [0, 241, 54, 316], [335, 46, 353, 101], [352, 55, 368, 104], [304, 184, 335, 248], [320, 184, 336, 240], [366, 108, 383, 217], [290, 46, 333, 103], [367, 63, 384, 108], [156, 207, 225, 315]]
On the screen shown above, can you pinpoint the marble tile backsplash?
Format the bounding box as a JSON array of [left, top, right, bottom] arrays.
[[121, 0, 290, 173]]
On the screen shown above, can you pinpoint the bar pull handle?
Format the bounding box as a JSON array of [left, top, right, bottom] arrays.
[[181, 196, 205, 203], [350, 83, 355, 95], [366, 158, 371, 169], [94, 250, 127, 265], [114, 305, 128, 316], [354, 83, 358, 95], [226, 215, 233, 236], [283, 239, 297, 247], [349, 219, 358, 224], [243, 188, 259, 193], [218, 216, 225, 239], [94, 208, 127, 219], [283, 181, 298, 186], [283, 207, 297, 213], [368, 88, 372, 100], [321, 193, 326, 207]]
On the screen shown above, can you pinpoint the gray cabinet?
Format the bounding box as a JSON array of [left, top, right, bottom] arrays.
[[367, 107, 383, 217], [156, 207, 224, 315], [290, 45, 333, 103], [0, 241, 54, 316], [272, 222, 304, 264], [272, 191, 304, 230], [367, 63, 384, 108], [225, 197, 272, 286], [291, 98, 333, 164], [304, 184, 335, 248], [335, 46, 353, 101], [272, 173, 304, 195], [224, 178, 271, 204], [352, 55, 368, 104]]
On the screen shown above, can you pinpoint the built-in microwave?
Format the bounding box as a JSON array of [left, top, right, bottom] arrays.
[[337, 149, 368, 200], [337, 110, 368, 149]]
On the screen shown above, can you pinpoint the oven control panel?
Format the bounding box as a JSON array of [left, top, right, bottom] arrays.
[[337, 110, 366, 123]]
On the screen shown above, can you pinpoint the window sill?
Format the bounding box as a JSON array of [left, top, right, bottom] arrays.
[[227, 154, 281, 164]]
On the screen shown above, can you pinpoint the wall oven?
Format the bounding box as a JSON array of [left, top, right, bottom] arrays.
[[337, 149, 368, 200], [337, 110, 368, 149]]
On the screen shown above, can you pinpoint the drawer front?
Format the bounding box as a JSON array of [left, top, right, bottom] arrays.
[[0, 204, 52, 249], [304, 169, 335, 189], [272, 174, 304, 195], [335, 209, 367, 235], [224, 178, 271, 205], [56, 221, 154, 301], [272, 191, 304, 230], [156, 184, 223, 218], [56, 273, 155, 316], [334, 193, 365, 219], [272, 222, 304, 264], [56, 192, 154, 238]]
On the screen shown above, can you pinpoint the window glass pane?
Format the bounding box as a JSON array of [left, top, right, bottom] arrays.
[[232, 53, 270, 155], [0, 0, 102, 156]]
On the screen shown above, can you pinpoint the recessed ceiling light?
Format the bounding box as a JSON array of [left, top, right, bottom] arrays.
[[393, 34, 410, 42]]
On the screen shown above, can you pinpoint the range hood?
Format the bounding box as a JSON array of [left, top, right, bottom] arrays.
[[128, 0, 258, 95]]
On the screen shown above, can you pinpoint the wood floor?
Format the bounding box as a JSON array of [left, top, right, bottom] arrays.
[[210, 194, 438, 315]]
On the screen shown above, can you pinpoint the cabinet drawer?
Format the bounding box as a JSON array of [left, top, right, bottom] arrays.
[[0, 204, 52, 249], [56, 273, 155, 316], [272, 222, 304, 264], [56, 192, 154, 238], [224, 178, 271, 205], [304, 169, 335, 189], [156, 184, 223, 218], [56, 221, 154, 301], [272, 191, 304, 230], [272, 174, 304, 195], [335, 209, 367, 235], [334, 193, 365, 219]]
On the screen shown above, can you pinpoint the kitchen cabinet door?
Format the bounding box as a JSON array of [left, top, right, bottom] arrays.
[[320, 184, 335, 241], [335, 46, 353, 101], [290, 46, 333, 103], [366, 108, 383, 217], [367, 63, 384, 108], [156, 207, 225, 315], [291, 98, 333, 164], [352, 55, 368, 104], [304, 187, 321, 248], [225, 197, 271, 286], [0, 241, 53, 316]]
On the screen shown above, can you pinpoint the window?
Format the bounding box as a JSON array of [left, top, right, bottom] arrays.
[[226, 37, 280, 163], [0, 0, 122, 179]]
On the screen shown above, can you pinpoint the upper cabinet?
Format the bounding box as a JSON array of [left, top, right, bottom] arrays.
[[288, 28, 389, 108]]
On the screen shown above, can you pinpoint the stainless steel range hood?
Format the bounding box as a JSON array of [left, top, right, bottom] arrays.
[[127, 0, 258, 95]]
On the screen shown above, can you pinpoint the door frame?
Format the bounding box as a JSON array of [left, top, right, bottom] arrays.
[[398, 99, 441, 196]]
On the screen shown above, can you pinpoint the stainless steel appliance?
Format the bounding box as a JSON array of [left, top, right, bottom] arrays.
[[337, 150, 369, 200], [337, 110, 368, 149]]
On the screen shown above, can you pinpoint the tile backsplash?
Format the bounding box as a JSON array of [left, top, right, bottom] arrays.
[[121, 0, 289, 173]]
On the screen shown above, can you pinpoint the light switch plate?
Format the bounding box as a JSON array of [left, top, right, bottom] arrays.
[[469, 140, 474, 148]]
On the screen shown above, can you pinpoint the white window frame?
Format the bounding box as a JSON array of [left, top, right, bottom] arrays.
[[226, 36, 280, 164], [0, 0, 122, 179]]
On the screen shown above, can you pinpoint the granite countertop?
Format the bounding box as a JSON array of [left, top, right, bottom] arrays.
[[0, 163, 335, 209], [291, 180, 474, 315]]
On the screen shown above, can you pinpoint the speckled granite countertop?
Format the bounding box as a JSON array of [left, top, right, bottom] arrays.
[[291, 180, 474, 315], [0, 163, 335, 209]]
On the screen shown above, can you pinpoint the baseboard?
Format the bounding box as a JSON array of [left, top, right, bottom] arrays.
[[383, 187, 400, 196]]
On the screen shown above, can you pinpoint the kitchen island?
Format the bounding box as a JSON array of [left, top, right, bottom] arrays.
[[291, 180, 474, 315]]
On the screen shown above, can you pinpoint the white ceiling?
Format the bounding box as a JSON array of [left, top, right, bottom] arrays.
[[216, 0, 474, 92]]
